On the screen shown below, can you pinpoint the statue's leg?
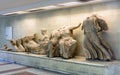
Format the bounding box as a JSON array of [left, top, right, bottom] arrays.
[[94, 40, 111, 60], [59, 40, 65, 58], [92, 45, 104, 60], [47, 41, 54, 57], [39, 42, 47, 55], [89, 38, 104, 60], [98, 32, 114, 59], [83, 37, 92, 59], [84, 35, 98, 60], [54, 44, 60, 57], [84, 49, 91, 59], [62, 45, 69, 59], [88, 32, 106, 60], [68, 40, 77, 58]]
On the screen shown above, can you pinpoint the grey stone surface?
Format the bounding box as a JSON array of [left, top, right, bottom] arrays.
[[0, 50, 120, 75]]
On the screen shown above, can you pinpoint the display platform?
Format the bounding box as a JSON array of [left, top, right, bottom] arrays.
[[0, 50, 120, 75]]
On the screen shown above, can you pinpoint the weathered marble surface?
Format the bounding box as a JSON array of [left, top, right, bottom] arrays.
[[0, 1, 120, 59], [0, 50, 120, 75], [82, 15, 114, 61], [47, 24, 80, 59]]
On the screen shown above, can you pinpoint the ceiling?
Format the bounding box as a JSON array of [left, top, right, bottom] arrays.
[[0, 0, 112, 15], [0, 0, 43, 11]]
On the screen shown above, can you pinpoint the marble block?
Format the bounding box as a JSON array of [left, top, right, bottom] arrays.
[[0, 50, 120, 75]]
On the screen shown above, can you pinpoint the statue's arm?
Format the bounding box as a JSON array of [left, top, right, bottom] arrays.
[[81, 22, 86, 34], [94, 18, 101, 32], [24, 45, 28, 52], [97, 18, 108, 31], [69, 23, 81, 30]]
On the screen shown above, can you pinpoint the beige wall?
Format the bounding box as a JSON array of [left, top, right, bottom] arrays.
[[0, 0, 120, 59]]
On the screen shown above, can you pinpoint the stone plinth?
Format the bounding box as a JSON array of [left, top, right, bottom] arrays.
[[0, 50, 120, 75]]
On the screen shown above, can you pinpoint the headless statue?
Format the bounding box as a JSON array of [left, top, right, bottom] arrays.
[[82, 15, 114, 61], [47, 24, 80, 58], [59, 24, 80, 59]]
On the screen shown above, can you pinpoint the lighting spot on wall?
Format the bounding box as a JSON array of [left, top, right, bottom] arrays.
[[14, 11, 28, 14]]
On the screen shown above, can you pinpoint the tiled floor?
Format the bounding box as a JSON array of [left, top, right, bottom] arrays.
[[0, 60, 66, 75]]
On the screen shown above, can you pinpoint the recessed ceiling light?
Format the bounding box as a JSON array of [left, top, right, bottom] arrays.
[[41, 5, 58, 9], [14, 11, 28, 14], [59, 2, 82, 6]]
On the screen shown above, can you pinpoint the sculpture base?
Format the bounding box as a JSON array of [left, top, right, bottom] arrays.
[[0, 50, 120, 75]]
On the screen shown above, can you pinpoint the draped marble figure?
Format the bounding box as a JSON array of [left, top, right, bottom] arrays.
[[47, 24, 80, 58], [23, 37, 46, 54], [59, 24, 80, 59], [47, 29, 61, 57], [82, 15, 114, 61]]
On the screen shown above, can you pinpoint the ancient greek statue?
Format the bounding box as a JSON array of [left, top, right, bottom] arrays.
[[82, 15, 114, 61], [59, 24, 81, 59], [47, 29, 61, 57], [23, 36, 46, 54], [47, 24, 80, 58], [39, 29, 49, 54], [10, 39, 20, 52], [16, 39, 25, 52], [33, 33, 42, 44], [3, 44, 12, 51]]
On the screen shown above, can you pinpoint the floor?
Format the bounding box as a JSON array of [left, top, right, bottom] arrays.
[[0, 60, 66, 75]]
